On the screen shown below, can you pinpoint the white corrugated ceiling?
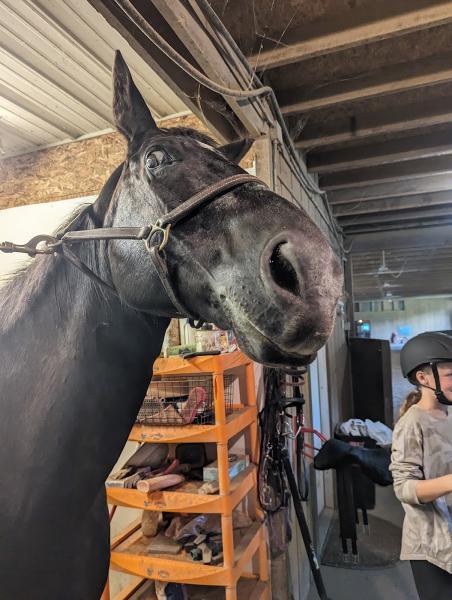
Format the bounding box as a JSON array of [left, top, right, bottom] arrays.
[[0, 0, 189, 158]]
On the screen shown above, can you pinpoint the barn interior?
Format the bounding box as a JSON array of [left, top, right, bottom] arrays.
[[1, 1, 451, 599]]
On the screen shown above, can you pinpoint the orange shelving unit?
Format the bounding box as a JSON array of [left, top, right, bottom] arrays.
[[106, 351, 270, 600]]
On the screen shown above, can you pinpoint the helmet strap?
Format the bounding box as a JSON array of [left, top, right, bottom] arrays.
[[423, 362, 452, 406]]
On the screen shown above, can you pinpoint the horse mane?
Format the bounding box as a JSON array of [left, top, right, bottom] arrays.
[[0, 165, 123, 331]]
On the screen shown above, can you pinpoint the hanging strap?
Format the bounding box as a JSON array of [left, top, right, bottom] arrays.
[[147, 245, 191, 318]]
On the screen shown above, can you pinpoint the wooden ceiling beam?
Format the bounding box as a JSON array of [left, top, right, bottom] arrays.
[[329, 173, 452, 204], [355, 278, 452, 285], [353, 265, 452, 276], [339, 205, 452, 227], [321, 154, 452, 190], [344, 217, 452, 234], [347, 223, 452, 252], [353, 244, 452, 254], [295, 97, 452, 150], [332, 191, 452, 216], [308, 130, 452, 174], [354, 290, 452, 300], [348, 252, 452, 265], [87, 0, 242, 143], [355, 274, 452, 282], [354, 268, 452, 279], [151, 0, 270, 138], [248, 3, 452, 70], [281, 53, 452, 115], [354, 288, 452, 299], [355, 279, 452, 288], [352, 249, 452, 260], [355, 279, 452, 286], [352, 251, 452, 264], [354, 276, 452, 284]]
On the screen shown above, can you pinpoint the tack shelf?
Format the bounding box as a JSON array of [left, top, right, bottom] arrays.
[[107, 350, 269, 600], [110, 521, 265, 587], [107, 464, 256, 514]]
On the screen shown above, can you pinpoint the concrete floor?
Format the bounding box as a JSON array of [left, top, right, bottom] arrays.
[[306, 486, 419, 600], [307, 351, 419, 600]]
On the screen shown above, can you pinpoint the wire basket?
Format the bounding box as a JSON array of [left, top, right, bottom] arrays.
[[136, 375, 234, 425]]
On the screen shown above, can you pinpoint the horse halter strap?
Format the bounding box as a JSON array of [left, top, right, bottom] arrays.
[[0, 173, 264, 319]]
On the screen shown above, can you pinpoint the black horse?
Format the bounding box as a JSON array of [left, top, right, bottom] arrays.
[[0, 52, 343, 600]]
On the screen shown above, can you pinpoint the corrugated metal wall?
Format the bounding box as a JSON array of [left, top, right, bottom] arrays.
[[0, 0, 188, 157]]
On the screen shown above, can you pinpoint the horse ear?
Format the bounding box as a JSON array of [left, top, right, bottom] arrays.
[[217, 138, 253, 163], [113, 50, 158, 142]]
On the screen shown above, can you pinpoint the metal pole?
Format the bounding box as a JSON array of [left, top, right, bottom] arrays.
[[281, 449, 332, 600]]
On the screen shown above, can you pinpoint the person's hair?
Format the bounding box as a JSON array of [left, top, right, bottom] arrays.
[[398, 388, 422, 418], [398, 364, 432, 418]]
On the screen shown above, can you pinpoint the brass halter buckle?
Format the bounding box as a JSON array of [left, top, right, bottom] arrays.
[[144, 220, 172, 253]]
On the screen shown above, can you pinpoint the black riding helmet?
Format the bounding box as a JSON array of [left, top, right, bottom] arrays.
[[401, 331, 452, 406]]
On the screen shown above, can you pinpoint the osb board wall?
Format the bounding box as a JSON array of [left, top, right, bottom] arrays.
[[0, 131, 126, 210], [0, 113, 254, 210]]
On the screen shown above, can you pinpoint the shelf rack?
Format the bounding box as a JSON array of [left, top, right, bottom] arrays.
[[106, 351, 269, 600]]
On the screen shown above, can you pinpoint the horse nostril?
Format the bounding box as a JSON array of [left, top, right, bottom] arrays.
[[269, 242, 301, 297]]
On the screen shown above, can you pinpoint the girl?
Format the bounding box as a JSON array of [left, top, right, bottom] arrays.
[[390, 331, 452, 600]]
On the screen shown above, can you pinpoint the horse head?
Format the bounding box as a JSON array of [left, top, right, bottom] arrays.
[[98, 52, 343, 367]]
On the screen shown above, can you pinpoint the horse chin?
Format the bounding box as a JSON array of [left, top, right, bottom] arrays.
[[248, 343, 317, 368], [233, 326, 317, 369], [213, 304, 318, 368]]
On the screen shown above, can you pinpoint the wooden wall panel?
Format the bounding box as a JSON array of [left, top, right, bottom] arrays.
[[0, 113, 254, 210]]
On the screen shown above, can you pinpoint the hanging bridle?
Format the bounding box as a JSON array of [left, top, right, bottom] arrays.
[[0, 173, 265, 323]]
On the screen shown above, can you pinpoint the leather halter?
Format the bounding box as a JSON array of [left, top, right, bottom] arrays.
[[0, 173, 265, 320]]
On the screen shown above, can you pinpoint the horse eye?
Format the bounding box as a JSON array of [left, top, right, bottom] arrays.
[[145, 150, 167, 170]]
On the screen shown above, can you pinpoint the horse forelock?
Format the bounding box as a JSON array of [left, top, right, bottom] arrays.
[[158, 126, 217, 148]]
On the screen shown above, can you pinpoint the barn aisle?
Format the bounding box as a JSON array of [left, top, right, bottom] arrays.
[[307, 486, 418, 600]]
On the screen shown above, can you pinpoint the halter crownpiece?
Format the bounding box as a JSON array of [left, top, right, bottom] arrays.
[[1, 173, 266, 320]]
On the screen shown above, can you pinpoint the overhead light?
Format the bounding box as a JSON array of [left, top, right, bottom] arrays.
[[377, 250, 390, 274]]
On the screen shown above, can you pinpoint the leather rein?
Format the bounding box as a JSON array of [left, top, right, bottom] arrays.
[[0, 173, 264, 322]]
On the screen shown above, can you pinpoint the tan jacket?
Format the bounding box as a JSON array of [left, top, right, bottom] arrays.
[[390, 405, 452, 573]]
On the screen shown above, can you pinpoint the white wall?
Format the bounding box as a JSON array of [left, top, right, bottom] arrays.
[[356, 296, 452, 340], [0, 197, 95, 282]]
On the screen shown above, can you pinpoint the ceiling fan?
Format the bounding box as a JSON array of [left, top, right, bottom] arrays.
[[381, 281, 402, 289], [358, 250, 405, 278], [379, 280, 403, 299]]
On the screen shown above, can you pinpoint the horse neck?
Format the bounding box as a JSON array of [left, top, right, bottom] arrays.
[[0, 249, 169, 496]]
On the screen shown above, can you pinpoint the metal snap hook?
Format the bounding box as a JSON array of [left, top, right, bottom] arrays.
[[0, 234, 61, 257]]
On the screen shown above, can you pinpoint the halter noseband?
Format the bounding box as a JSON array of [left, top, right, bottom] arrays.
[[0, 173, 265, 321]]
